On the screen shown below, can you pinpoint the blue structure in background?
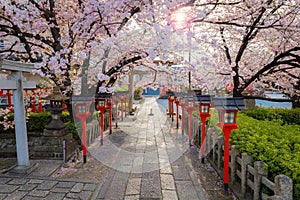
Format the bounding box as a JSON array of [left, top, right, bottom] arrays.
[[143, 88, 160, 96], [256, 92, 292, 108]]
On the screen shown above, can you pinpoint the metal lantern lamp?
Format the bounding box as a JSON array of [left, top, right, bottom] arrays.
[[213, 97, 246, 195], [195, 95, 213, 163], [72, 95, 92, 163]]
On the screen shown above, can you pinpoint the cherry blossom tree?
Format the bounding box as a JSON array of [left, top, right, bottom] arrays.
[[188, 0, 300, 106], [0, 0, 194, 94], [0, 0, 150, 93]]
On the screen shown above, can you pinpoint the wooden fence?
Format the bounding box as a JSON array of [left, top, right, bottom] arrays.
[[183, 113, 293, 200]]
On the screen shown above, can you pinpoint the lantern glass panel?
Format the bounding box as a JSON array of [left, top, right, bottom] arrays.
[[224, 112, 235, 124], [99, 100, 105, 107], [201, 105, 209, 113], [78, 105, 85, 113], [52, 100, 62, 108], [218, 111, 223, 123], [188, 102, 194, 107], [170, 96, 174, 100]]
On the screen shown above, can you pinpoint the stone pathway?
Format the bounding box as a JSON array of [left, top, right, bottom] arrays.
[[0, 97, 210, 200], [88, 97, 208, 199]]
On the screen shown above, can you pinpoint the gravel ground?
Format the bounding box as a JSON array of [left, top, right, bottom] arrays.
[[51, 151, 110, 182], [188, 145, 237, 200]]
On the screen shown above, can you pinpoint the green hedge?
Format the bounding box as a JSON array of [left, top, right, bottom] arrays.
[[0, 112, 79, 140], [231, 112, 300, 199], [243, 107, 300, 125]]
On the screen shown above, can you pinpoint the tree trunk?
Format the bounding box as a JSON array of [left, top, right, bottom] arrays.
[[292, 97, 300, 108], [81, 53, 91, 95]]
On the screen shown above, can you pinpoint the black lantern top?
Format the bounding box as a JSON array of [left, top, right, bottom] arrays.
[[43, 87, 69, 102], [195, 95, 214, 104], [71, 95, 93, 104], [95, 93, 111, 109], [213, 97, 246, 111], [95, 93, 112, 99], [43, 86, 69, 110]]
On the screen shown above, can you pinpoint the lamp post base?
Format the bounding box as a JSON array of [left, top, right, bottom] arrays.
[[224, 183, 229, 195], [83, 155, 87, 163], [201, 157, 205, 164]]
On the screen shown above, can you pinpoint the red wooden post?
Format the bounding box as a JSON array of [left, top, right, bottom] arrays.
[[108, 98, 113, 135], [38, 102, 43, 112], [223, 126, 231, 193], [168, 96, 171, 118], [115, 102, 118, 128], [96, 99, 105, 145], [171, 99, 174, 122], [75, 104, 91, 163], [188, 109, 193, 145], [181, 104, 185, 134], [81, 119, 87, 162], [7, 90, 13, 113], [31, 89, 36, 112], [200, 116, 206, 163], [100, 111, 105, 145], [175, 99, 179, 129], [186, 99, 195, 146]]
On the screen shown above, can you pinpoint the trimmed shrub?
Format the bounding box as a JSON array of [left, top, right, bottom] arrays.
[[231, 113, 300, 199], [243, 107, 300, 125]]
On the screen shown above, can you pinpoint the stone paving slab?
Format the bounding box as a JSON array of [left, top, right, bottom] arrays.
[[0, 175, 98, 200], [162, 189, 178, 200], [125, 178, 141, 195]]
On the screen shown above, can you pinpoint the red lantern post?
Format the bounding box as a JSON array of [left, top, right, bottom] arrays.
[[179, 96, 186, 135], [31, 89, 36, 113], [186, 97, 195, 146], [175, 96, 180, 129], [214, 97, 246, 195], [72, 96, 91, 163], [169, 95, 175, 122], [196, 95, 213, 163], [96, 96, 107, 145]]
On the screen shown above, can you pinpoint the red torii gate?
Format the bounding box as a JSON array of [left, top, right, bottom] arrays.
[[0, 88, 53, 113]]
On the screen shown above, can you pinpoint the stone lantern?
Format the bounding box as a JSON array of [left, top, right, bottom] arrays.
[[43, 86, 69, 136], [33, 86, 76, 161]]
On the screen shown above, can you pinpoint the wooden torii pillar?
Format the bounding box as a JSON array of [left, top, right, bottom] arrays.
[[0, 59, 36, 173]]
